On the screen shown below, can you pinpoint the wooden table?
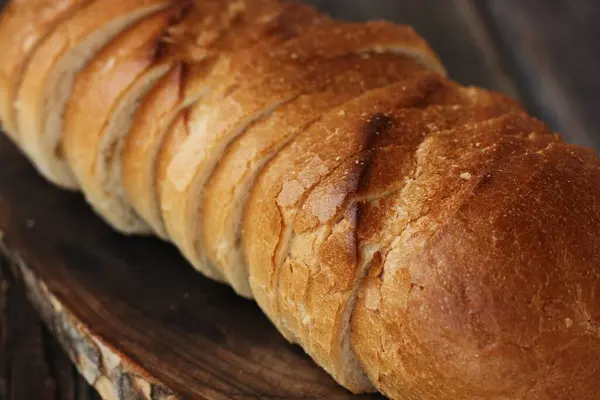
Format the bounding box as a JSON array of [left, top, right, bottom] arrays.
[[1, 1, 599, 399]]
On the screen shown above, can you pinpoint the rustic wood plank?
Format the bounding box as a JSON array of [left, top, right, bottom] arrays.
[[2, 257, 56, 400], [478, 0, 600, 150], [1, 255, 101, 400]]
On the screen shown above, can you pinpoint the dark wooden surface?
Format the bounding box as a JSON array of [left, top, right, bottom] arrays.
[[1, 1, 600, 399], [478, 0, 600, 149], [0, 259, 100, 400]]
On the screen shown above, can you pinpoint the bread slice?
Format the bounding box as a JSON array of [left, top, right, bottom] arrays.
[[159, 21, 446, 286], [0, 0, 89, 143], [62, 10, 179, 234], [350, 116, 562, 400], [15, 0, 174, 189], [201, 54, 429, 298], [243, 73, 525, 392], [122, 0, 330, 238]]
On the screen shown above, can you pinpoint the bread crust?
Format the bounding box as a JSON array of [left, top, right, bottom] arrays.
[[201, 54, 429, 298], [16, 0, 173, 189], [122, 0, 329, 239], [349, 129, 600, 400], [0, 0, 90, 142], [243, 72, 526, 391], [63, 9, 177, 234], [159, 20, 446, 288]]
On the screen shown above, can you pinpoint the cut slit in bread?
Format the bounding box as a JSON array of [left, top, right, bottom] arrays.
[[243, 75, 526, 391], [158, 21, 447, 287], [121, 0, 331, 239], [351, 117, 556, 400], [201, 53, 431, 298], [277, 111, 545, 394], [16, 0, 175, 189]]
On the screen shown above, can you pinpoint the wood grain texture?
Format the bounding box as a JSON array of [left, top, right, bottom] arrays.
[[0, 258, 100, 400], [478, 0, 600, 150]]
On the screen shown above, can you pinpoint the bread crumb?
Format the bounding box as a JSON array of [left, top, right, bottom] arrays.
[[339, 110, 346, 116], [23, 35, 36, 52], [365, 285, 381, 311], [102, 57, 116, 72], [565, 317, 574, 328], [302, 314, 312, 325], [228, 0, 247, 14], [460, 172, 472, 181]]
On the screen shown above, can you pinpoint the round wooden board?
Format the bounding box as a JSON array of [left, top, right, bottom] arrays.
[[0, 135, 378, 399]]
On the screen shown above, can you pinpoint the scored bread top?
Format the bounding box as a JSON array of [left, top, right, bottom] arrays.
[[0, 0, 90, 141], [201, 53, 430, 298], [122, 0, 330, 238], [158, 18, 448, 287], [242, 71, 527, 390]]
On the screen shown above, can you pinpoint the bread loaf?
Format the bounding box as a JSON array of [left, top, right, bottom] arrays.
[[2, 1, 600, 399]]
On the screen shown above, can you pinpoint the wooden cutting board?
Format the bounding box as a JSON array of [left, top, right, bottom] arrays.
[[2, 1, 596, 399]]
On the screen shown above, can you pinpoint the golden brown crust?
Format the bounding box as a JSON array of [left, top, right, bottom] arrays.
[[351, 132, 600, 400], [243, 72, 528, 391], [63, 9, 177, 234], [201, 54, 430, 298], [211, 20, 446, 90], [245, 73, 459, 336], [122, 0, 329, 239], [0, 0, 90, 142], [159, 18, 446, 290], [349, 116, 556, 399], [16, 0, 174, 189]]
